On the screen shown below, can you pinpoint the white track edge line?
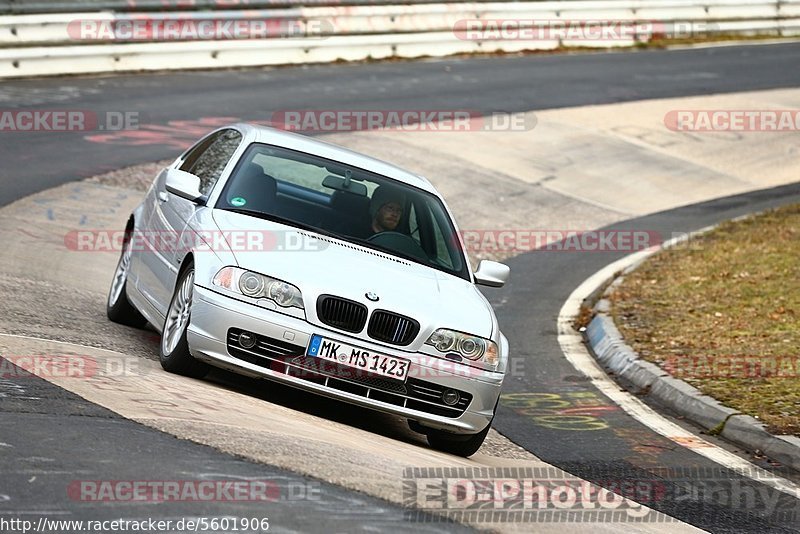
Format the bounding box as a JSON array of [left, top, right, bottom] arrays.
[[557, 226, 800, 500]]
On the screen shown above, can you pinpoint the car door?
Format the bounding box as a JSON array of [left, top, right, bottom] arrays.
[[137, 128, 242, 318]]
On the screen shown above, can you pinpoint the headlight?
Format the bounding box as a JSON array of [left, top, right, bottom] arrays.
[[425, 328, 498, 368], [212, 267, 304, 309], [239, 272, 266, 297]]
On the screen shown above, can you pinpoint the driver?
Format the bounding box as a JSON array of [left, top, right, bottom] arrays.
[[367, 186, 406, 236]]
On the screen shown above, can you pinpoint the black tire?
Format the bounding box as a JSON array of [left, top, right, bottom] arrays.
[[107, 232, 147, 328], [159, 263, 209, 379], [426, 422, 492, 457], [421, 396, 499, 457]]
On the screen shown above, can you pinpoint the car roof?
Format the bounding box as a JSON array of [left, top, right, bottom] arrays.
[[233, 122, 438, 195]]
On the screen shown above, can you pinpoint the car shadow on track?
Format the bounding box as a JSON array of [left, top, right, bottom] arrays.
[[116, 318, 432, 450], [202, 365, 431, 448]]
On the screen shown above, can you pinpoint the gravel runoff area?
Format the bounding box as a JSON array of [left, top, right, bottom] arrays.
[[611, 203, 800, 436]]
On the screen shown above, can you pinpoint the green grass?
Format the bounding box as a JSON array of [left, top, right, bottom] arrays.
[[611, 203, 800, 436]]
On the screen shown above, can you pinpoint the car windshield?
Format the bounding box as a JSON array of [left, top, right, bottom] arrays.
[[215, 143, 470, 281]]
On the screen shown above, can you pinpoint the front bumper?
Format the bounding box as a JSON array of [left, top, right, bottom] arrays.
[[187, 285, 503, 434]]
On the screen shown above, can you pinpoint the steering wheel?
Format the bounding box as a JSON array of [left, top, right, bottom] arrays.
[[366, 231, 428, 260]]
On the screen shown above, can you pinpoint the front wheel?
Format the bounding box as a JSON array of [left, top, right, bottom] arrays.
[[426, 422, 492, 457], [160, 264, 209, 379], [107, 231, 147, 328]]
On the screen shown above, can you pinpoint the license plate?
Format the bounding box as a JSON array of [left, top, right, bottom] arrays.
[[306, 334, 410, 381]]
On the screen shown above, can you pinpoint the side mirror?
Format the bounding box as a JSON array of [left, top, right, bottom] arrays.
[[474, 260, 510, 288], [165, 169, 203, 202]]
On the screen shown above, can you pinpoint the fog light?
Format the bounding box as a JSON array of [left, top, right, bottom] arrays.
[[442, 389, 460, 406], [239, 331, 257, 349]]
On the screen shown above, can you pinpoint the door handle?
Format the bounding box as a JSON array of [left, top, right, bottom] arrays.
[[158, 191, 169, 202]]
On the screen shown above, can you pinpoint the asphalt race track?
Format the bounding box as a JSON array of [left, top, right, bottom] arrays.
[[1, 42, 799, 532]]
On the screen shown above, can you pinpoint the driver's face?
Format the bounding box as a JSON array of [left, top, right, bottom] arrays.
[[376, 202, 403, 231]]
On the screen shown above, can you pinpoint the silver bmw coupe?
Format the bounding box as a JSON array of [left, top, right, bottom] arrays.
[[107, 123, 510, 456]]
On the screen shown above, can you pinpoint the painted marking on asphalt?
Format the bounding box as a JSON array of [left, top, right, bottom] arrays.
[[501, 391, 614, 431], [0, 378, 40, 400], [670, 436, 715, 449], [558, 229, 800, 500]]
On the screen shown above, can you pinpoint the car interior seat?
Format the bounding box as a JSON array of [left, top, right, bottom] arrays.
[[227, 162, 278, 213], [330, 190, 370, 237]]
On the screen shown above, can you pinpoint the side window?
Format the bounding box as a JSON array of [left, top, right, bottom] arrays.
[[180, 129, 242, 195]]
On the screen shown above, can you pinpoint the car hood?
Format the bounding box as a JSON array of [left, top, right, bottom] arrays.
[[211, 209, 493, 341]]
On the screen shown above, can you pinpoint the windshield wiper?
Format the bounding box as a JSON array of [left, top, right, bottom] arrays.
[[350, 238, 465, 279], [348, 237, 432, 267], [221, 208, 344, 240]]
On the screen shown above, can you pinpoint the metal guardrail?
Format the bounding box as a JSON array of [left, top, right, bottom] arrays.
[[1, 0, 799, 78], [2, 0, 525, 15], [5, 0, 800, 13]]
